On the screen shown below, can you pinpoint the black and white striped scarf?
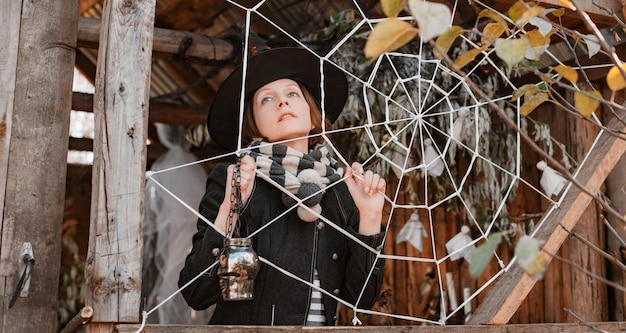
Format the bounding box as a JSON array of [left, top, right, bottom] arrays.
[[248, 140, 344, 222]]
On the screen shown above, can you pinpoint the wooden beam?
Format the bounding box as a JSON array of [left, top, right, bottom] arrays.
[[77, 16, 237, 65], [488, 0, 624, 26], [72, 92, 208, 126], [115, 322, 626, 333], [1, 0, 78, 331], [69, 137, 168, 162], [467, 115, 626, 325], [85, 0, 156, 327]]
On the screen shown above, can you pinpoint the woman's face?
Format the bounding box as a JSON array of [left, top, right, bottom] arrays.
[[252, 78, 313, 150]]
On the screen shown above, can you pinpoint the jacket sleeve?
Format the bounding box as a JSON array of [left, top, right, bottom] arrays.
[[178, 164, 228, 310], [336, 185, 386, 310]]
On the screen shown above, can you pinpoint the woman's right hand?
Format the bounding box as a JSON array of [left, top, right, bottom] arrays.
[[225, 154, 257, 205]]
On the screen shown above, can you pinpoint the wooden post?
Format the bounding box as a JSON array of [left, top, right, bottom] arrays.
[[0, 0, 78, 332], [85, 0, 156, 331]]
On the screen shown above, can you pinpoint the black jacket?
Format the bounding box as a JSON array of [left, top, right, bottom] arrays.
[[178, 163, 385, 325]]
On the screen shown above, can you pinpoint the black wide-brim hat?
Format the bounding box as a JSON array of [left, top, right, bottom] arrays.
[[207, 47, 348, 151]]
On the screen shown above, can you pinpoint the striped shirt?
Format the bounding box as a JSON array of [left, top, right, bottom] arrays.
[[306, 269, 326, 326]]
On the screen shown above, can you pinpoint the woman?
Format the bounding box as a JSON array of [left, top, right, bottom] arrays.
[[178, 47, 386, 326]]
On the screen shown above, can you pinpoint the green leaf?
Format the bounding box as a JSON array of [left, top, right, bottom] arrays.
[[469, 233, 503, 278]]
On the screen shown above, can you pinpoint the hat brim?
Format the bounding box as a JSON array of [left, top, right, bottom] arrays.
[[207, 47, 348, 151]]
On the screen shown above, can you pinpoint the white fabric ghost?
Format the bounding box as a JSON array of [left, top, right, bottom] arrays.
[[143, 124, 212, 324], [446, 225, 475, 262], [423, 138, 444, 177], [396, 211, 428, 252], [388, 137, 413, 180], [536, 160, 568, 198], [449, 107, 470, 162]]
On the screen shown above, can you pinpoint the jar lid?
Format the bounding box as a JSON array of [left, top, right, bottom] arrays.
[[224, 237, 252, 247]]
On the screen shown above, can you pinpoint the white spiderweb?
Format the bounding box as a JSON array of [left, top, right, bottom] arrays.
[[139, 0, 619, 328]]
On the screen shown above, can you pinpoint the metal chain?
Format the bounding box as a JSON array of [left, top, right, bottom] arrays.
[[226, 155, 243, 238]]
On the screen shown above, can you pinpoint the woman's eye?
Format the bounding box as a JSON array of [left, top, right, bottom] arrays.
[[287, 91, 299, 97], [261, 96, 272, 104]]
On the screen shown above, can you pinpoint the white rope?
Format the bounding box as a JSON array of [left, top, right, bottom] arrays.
[[135, 0, 613, 325]]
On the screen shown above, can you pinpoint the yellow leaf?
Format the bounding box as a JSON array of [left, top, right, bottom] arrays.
[[516, 5, 546, 28], [408, 0, 452, 41], [365, 18, 419, 63], [525, 29, 550, 47], [574, 90, 602, 117], [481, 22, 506, 47], [477, 8, 508, 27], [381, 0, 404, 17], [607, 64, 626, 91], [454, 47, 485, 69], [511, 84, 539, 101], [435, 26, 464, 59], [520, 90, 549, 116], [508, 1, 527, 23], [550, 8, 566, 17], [554, 65, 578, 83], [495, 37, 531, 70], [557, 0, 576, 10]]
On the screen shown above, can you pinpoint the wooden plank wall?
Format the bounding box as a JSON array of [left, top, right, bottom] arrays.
[[0, 1, 21, 327], [0, 1, 22, 328], [0, 0, 79, 331]]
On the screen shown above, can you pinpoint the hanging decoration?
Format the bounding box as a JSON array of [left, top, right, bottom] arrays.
[[396, 211, 428, 252], [445, 225, 475, 262], [449, 106, 470, 163], [536, 160, 568, 198], [422, 138, 445, 177]]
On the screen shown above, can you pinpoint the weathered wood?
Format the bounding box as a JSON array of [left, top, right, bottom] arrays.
[[1, 0, 78, 331], [69, 137, 168, 162], [564, 90, 607, 322], [603, 89, 626, 321], [0, 2, 21, 325], [85, 0, 156, 326], [72, 92, 208, 126], [468, 115, 626, 325], [60, 306, 94, 333], [115, 322, 626, 333], [77, 16, 236, 65]]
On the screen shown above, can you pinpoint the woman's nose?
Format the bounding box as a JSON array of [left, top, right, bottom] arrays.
[[277, 97, 289, 108]]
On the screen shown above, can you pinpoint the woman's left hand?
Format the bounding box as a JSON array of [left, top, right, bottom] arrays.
[[344, 162, 386, 235]]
